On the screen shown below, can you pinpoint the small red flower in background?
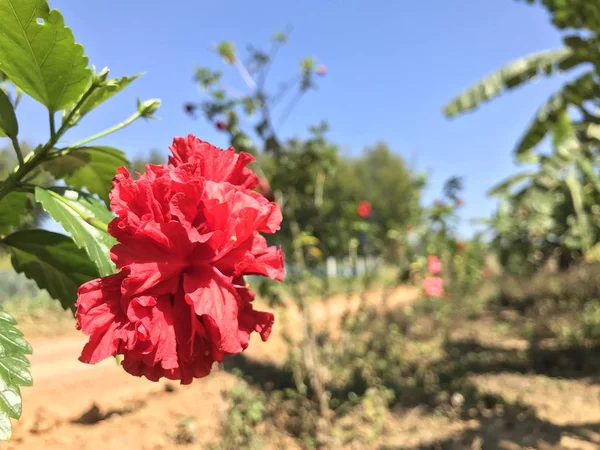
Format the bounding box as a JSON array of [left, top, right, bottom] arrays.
[[357, 200, 372, 219], [75, 135, 283, 384], [316, 65, 327, 76], [216, 120, 228, 131], [427, 255, 442, 275], [482, 267, 491, 279], [184, 103, 197, 115], [423, 276, 443, 298], [456, 241, 467, 252], [454, 197, 464, 208]]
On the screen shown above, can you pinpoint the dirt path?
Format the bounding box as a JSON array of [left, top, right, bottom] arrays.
[[2, 287, 417, 450], [4, 285, 600, 449]]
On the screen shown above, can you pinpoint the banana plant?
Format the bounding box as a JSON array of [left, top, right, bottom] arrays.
[[486, 113, 600, 270], [444, 1, 600, 161]]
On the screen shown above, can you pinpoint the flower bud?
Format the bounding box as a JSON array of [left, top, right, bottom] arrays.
[[95, 67, 110, 83], [137, 98, 161, 118], [0, 87, 18, 138]]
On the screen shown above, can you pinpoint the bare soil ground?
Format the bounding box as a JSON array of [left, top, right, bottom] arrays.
[[3, 286, 600, 450]]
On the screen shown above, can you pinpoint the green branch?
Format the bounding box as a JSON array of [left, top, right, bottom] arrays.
[[0, 83, 100, 203], [10, 136, 23, 167], [49, 110, 56, 140], [69, 110, 141, 148]]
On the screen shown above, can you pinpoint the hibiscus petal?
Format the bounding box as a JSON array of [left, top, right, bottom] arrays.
[[216, 234, 284, 281], [168, 134, 258, 188], [76, 272, 128, 364], [183, 267, 243, 354], [237, 308, 274, 349]]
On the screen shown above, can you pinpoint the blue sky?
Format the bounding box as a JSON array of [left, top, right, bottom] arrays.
[[15, 0, 572, 236]]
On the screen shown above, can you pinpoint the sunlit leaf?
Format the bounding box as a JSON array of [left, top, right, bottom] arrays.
[[35, 187, 115, 276], [44, 146, 128, 204], [0, 0, 92, 111], [487, 172, 536, 197], [0, 310, 32, 440], [514, 72, 598, 159], [444, 48, 580, 117]]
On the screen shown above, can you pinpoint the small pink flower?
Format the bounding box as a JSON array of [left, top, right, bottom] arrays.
[[427, 255, 442, 275], [423, 276, 443, 298], [316, 65, 327, 76]]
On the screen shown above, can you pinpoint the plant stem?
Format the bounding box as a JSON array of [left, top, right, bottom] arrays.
[[234, 58, 257, 90], [0, 84, 99, 203], [290, 218, 331, 444], [49, 110, 56, 140], [10, 136, 24, 167], [69, 111, 141, 148]]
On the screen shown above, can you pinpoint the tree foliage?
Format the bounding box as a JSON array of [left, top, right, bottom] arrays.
[[446, 0, 600, 274], [187, 35, 423, 259], [445, 1, 600, 160]]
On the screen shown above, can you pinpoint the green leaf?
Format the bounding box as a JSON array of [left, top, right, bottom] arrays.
[[34, 187, 116, 276], [514, 72, 599, 158], [0, 0, 92, 112], [0, 192, 28, 235], [44, 147, 128, 204], [0, 88, 17, 138], [74, 73, 141, 120], [575, 155, 600, 193], [566, 169, 591, 251], [444, 48, 580, 117], [215, 41, 236, 64], [487, 172, 536, 197], [0, 310, 32, 440], [2, 229, 99, 310]]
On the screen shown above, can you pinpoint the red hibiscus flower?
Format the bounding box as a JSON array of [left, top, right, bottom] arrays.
[[423, 276, 443, 298], [357, 200, 372, 219], [427, 255, 442, 275], [75, 135, 283, 384]]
